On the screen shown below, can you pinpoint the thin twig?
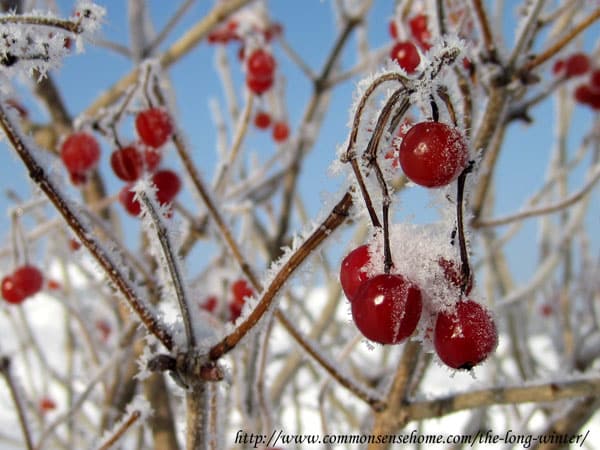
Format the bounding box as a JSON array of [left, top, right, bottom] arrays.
[[96, 410, 141, 450], [138, 191, 196, 348], [0, 357, 34, 450], [146, 0, 196, 55], [521, 7, 600, 72], [277, 310, 385, 410], [209, 191, 354, 360], [474, 164, 600, 228]]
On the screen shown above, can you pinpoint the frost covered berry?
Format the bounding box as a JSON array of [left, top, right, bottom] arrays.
[[434, 300, 498, 370], [153, 169, 181, 205], [229, 279, 254, 321], [399, 122, 468, 188], [60, 132, 101, 175], [351, 274, 422, 344], [246, 49, 276, 95], [135, 108, 173, 148], [390, 41, 420, 74], [272, 121, 290, 142], [119, 169, 181, 216], [254, 111, 271, 129], [110, 145, 143, 181], [2, 265, 44, 304], [340, 245, 373, 301]]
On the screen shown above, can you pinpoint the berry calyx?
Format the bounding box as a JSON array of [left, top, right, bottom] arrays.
[[564, 53, 590, 78], [351, 274, 422, 344], [110, 145, 143, 182], [340, 245, 373, 301], [399, 121, 468, 188], [229, 279, 254, 321], [60, 132, 101, 174], [135, 108, 173, 148], [390, 41, 420, 74], [272, 121, 290, 142], [434, 300, 498, 370], [254, 111, 271, 129]]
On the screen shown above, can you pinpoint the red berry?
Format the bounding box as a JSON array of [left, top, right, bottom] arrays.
[[247, 49, 276, 80], [96, 320, 111, 342], [60, 132, 101, 174], [135, 108, 173, 148], [574, 84, 600, 109], [13, 265, 44, 298], [246, 75, 274, 95], [229, 279, 254, 321], [565, 53, 590, 78], [201, 296, 218, 313], [110, 145, 143, 182], [351, 274, 422, 344], [399, 122, 468, 188], [246, 49, 276, 95], [69, 239, 81, 251], [434, 300, 497, 370], [390, 41, 421, 74], [119, 185, 141, 216], [340, 245, 372, 301], [47, 279, 62, 290], [272, 121, 290, 142], [39, 397, 56, 412], [438, 257, 473, 295], [2, 275, 26, 304], [254, 111, 271, 129], [552, 59, 564, 75], [591, 69, 600, 90], [408, 14, 432, 50], [152, 169, 181, 205]]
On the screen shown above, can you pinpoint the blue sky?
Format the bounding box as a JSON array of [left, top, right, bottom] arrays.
[[0, 1, 598, 285]]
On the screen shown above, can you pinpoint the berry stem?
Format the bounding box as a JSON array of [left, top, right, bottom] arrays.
[[456, 162, 474, 294], [363, 89, 409, 273]]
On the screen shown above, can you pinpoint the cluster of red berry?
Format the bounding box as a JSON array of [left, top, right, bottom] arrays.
[[554, 52, 600, 110], [253, 110, 290, 143], [201, 278, 255, 323], [388, 13, 432, 74], [341, 119, 498, 370], [59, 108, 182, 217], [1, 264, 44, 305]]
